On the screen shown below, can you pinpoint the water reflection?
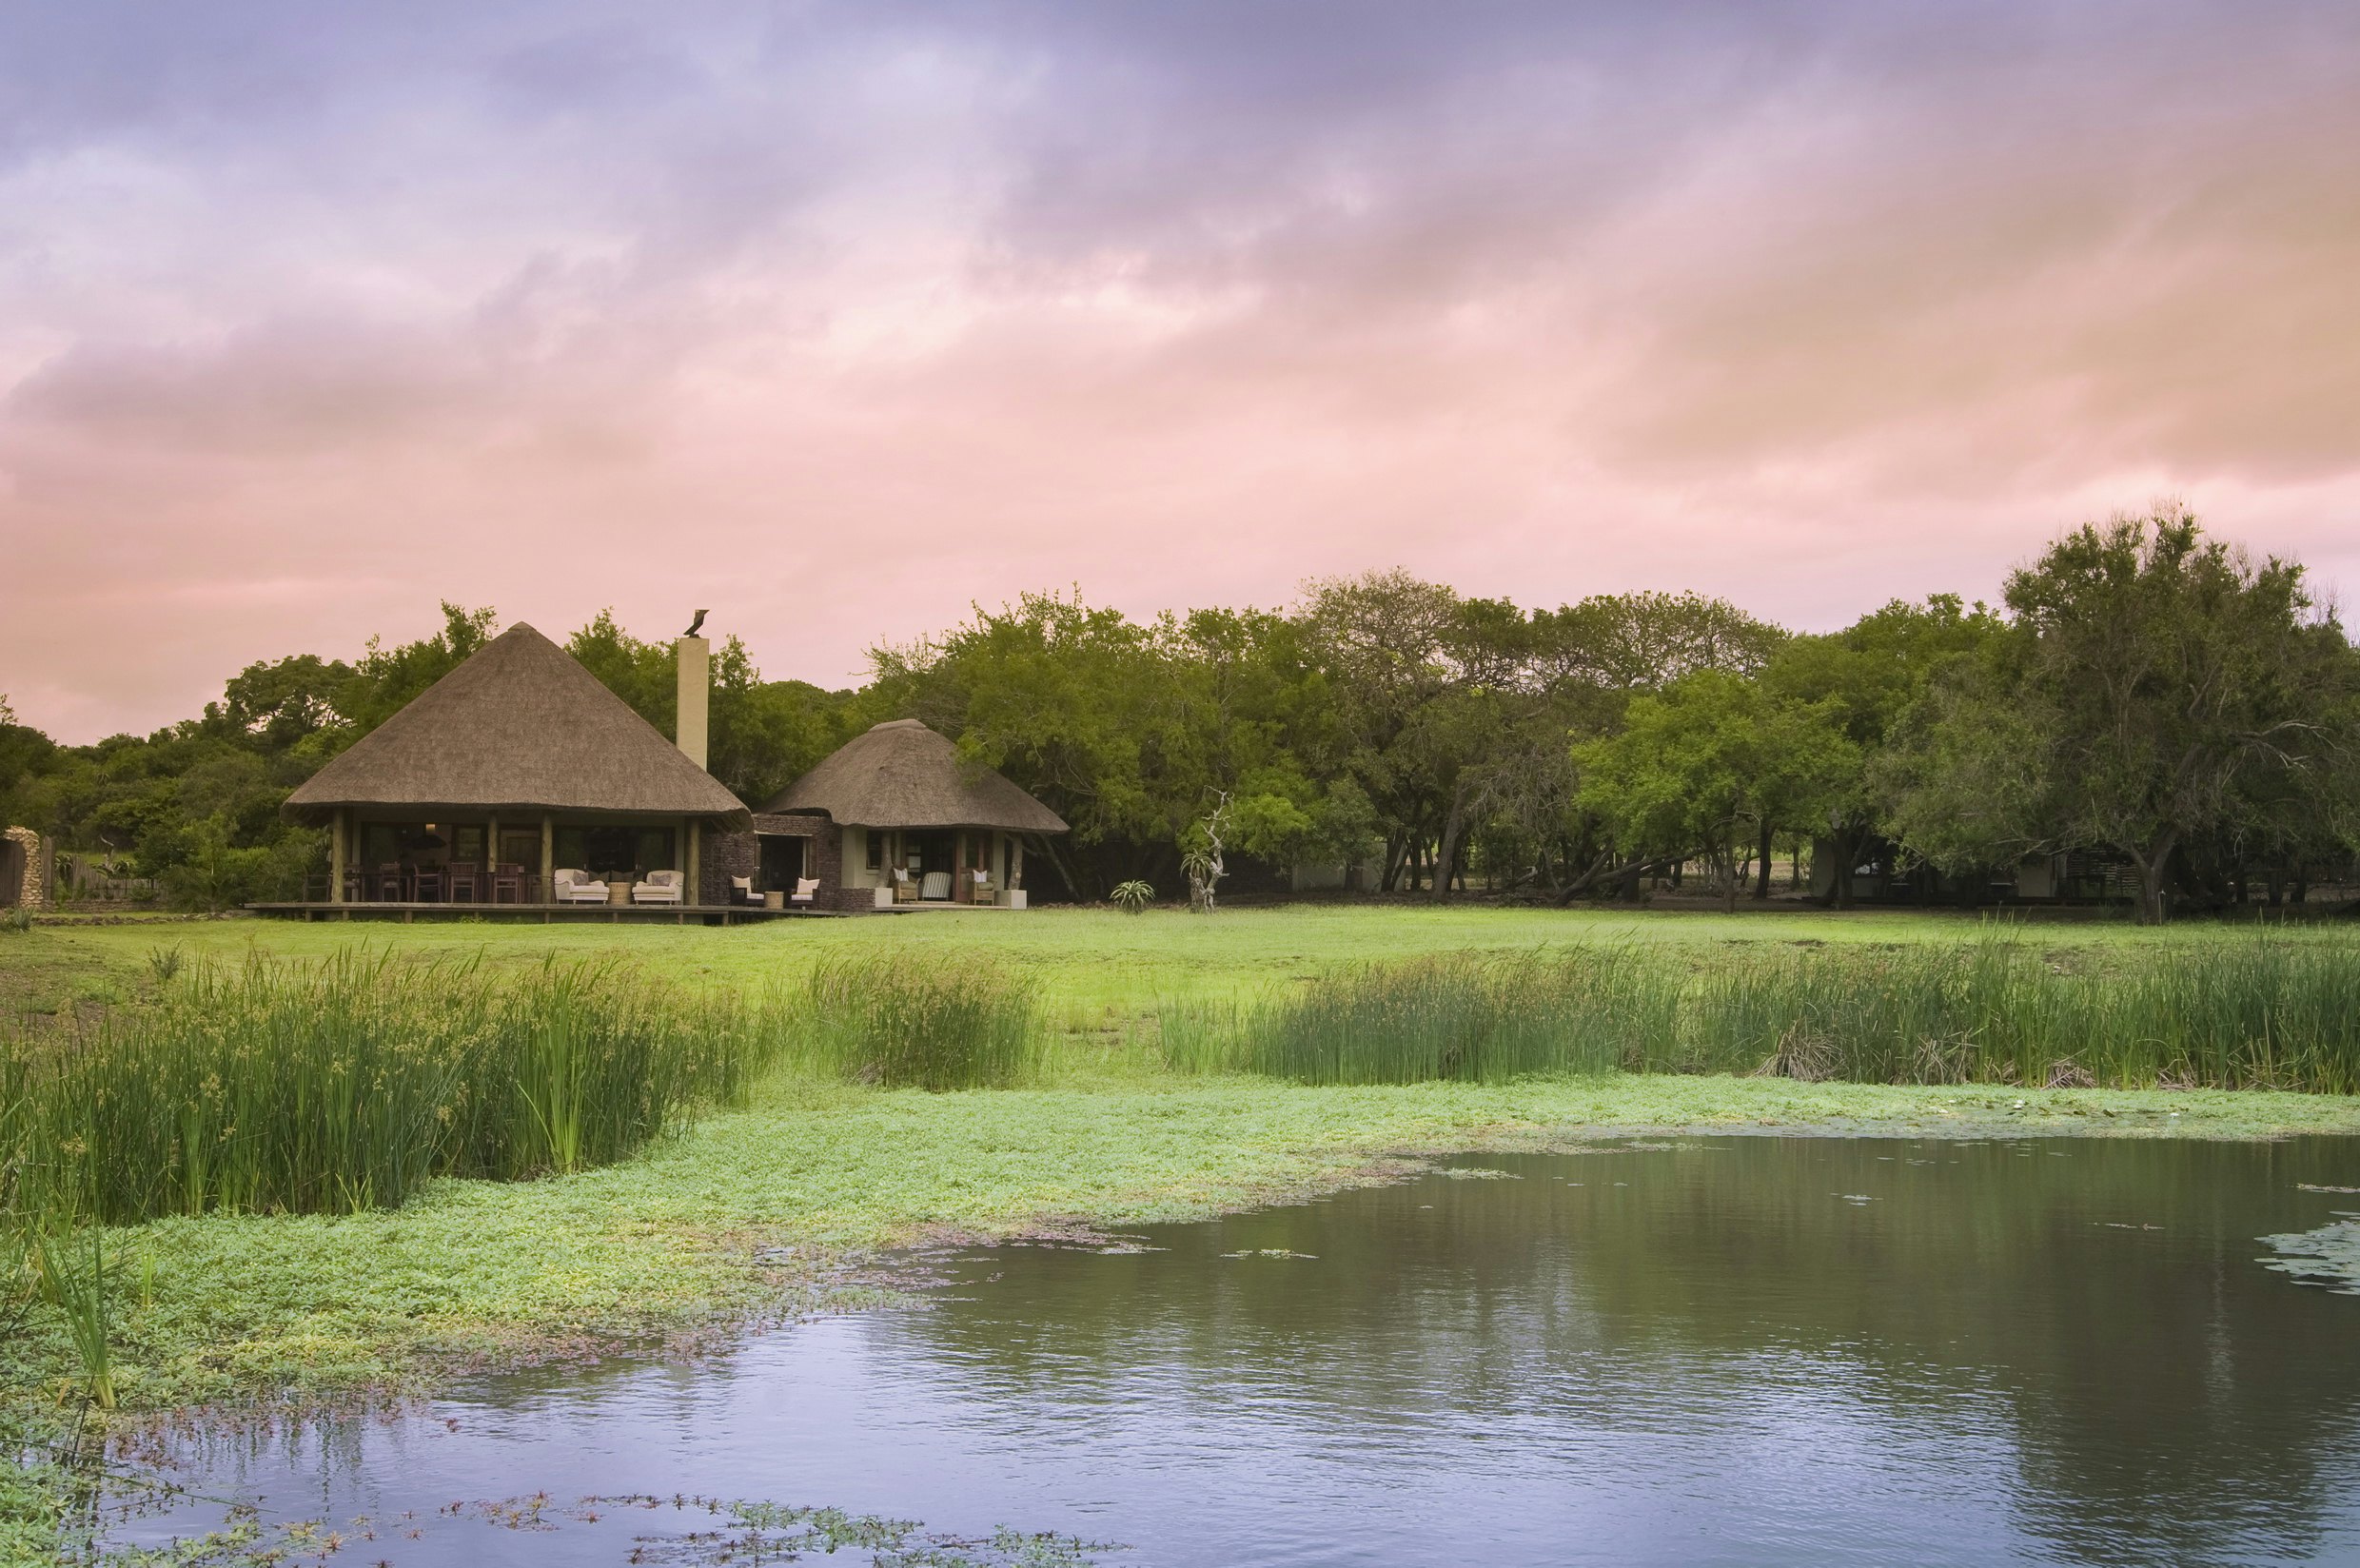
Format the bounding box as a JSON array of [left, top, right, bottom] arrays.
[[124, 1137, 2360, 1566]]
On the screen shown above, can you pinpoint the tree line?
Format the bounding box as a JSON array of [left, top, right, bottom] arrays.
[[4, 507, 2355, 922]]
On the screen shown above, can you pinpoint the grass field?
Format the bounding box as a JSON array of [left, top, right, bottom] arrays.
[[6, 900, 2323, 1026], [5, 903, 2359, 1564]]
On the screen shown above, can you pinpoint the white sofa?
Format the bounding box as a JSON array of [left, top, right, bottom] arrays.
[[633, 869, 684, 905], [552, 868, 607, 903]]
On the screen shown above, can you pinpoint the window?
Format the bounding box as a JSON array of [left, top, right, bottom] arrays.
[[865, 830, 884, 872]]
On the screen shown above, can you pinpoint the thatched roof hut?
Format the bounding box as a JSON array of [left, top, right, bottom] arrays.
[[283, 623, 751, 830], [766, 719, 1067, 833]]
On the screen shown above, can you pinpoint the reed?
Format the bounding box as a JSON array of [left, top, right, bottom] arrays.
[[0, 951, 790, 1227], [800, 951, 1037, 1090], [1164, 936, 2360, 1091], [30, 1229, 113, 1409]]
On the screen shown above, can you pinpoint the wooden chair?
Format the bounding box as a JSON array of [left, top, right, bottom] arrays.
[[342, 867, 367, 903], [374, 863, 404, 902], [445, 864, 482, 903], [412, 866, 444, 903], [492, 863, 526, 904]]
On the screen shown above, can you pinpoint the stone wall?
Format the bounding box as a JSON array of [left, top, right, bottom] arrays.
[[702, 814, 855, 911], [3, 827, 49, 910]]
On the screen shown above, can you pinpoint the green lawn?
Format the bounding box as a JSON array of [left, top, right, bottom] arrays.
[[8, 900, 2315, 1026]]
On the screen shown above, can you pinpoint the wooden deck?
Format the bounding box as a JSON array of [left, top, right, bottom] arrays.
[[247, 901, 838, 925]]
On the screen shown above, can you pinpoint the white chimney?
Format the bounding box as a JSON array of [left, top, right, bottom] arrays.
[[676, 619, 711, 770]]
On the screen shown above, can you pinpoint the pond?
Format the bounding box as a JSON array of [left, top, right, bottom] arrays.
[[120, 1136, 2360, 1566]]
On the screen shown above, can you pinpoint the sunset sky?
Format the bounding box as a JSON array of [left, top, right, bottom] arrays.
[[5, 1, 2357, 741]]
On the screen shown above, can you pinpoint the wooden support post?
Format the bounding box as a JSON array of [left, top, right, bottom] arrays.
[[330, 809, 347, 905], [685, 818, 699, 909], [540, 814, 554, 904]]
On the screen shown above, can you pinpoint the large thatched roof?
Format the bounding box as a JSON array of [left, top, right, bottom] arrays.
[[765, 720, 1068, 833], [283, 624, 751, 829]]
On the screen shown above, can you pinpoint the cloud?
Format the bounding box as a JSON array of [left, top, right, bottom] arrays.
[[2, 1, 2357, 738]]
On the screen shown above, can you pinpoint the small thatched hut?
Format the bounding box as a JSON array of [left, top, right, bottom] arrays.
[[721, 719, 1067, 910], [283, 623, 748, 906]]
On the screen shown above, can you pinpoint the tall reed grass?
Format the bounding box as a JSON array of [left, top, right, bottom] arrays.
[[1160, 937, 2360, 1092], [1, 951, 789, 1228], [797, 951, 1037, 1090]]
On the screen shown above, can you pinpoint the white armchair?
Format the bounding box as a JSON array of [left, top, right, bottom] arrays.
[[791, 876, 820, 906], [633, 869, 684, 905], [552, 868, 607, 904], [730, 874, 762, 906]]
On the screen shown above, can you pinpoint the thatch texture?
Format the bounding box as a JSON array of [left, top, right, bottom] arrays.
[[766, 719, 1068, 833], [282, 624, 751, 829]]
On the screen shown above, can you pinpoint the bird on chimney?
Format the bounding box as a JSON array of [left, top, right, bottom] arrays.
[[683, 609, 709, 637]]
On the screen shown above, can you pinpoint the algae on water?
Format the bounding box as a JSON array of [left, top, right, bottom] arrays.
[[2259, 1217, 2360, 1295]]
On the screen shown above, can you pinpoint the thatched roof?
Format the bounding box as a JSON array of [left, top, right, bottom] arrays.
[[765, 720, 1068, 833], [283, 623, 751, 829]]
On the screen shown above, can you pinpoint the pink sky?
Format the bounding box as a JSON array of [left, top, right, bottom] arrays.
[[5, 2, 2358, 741]]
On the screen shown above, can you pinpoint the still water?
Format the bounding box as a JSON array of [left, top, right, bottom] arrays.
[[123, 1137, 2360, 1566]]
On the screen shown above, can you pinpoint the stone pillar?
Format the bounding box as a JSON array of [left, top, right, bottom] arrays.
[[685, 818, 700, 907]]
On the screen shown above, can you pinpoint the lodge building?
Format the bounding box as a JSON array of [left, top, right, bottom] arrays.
[[268, 622, 1066, 920]]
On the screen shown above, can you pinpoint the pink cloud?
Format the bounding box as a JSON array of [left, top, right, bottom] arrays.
[[3, 2, 2357, 740]]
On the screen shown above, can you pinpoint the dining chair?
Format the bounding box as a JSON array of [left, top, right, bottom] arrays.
[[446, 864, 481, 903], [374, 863, 404, 902], [342, 866, 367, 903], [413, 866, 444, 903], [492, 863, 525, 904]]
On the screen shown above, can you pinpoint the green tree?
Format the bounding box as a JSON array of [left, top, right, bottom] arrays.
[[1576, 671, 1856, 911], [567, 611, 858, 804], [1879, 508, 2358, 923], [1762, 596, 2003, 905]]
